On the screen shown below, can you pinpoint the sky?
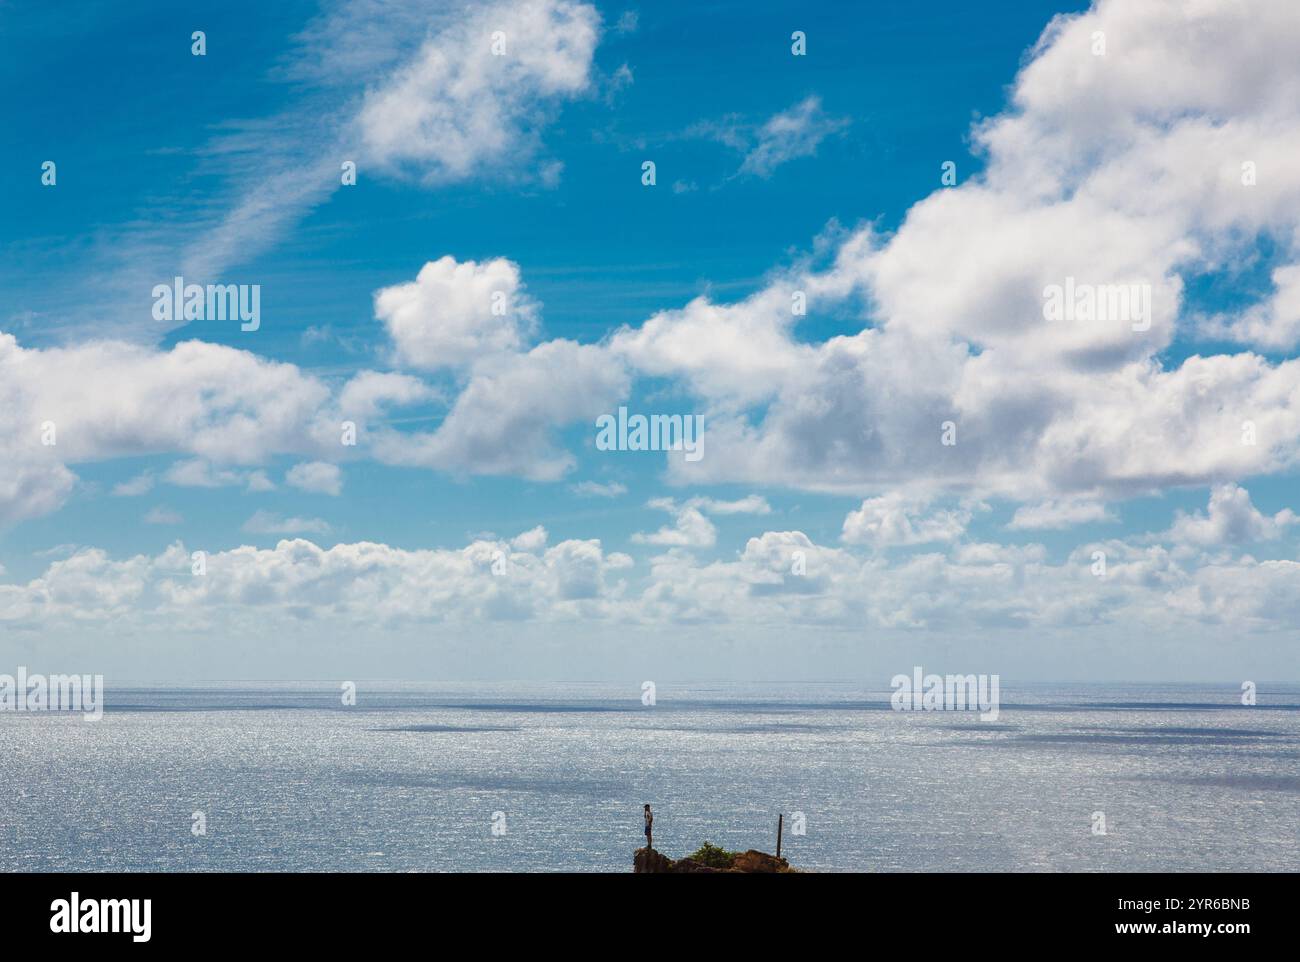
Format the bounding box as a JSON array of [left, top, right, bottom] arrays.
[[2, 0, 1299, 683]]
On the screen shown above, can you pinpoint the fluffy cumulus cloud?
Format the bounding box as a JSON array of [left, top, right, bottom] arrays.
[[370, 339, 629, 480], [0, 335, 324, 523], [0, 254, 617, 525], [632, 495, 771, 549], [376, 256, 540, 370], [336, 371, 440, 422], [0, 334, 441, 524], [0, 459, 74, 528], [609, 284, 815, 407], [510, 525, 548, 552], [601, 0, 1300, 504], [841, 495, 975, 548], [1163, 482, 1295, 545], [0, 336, 328, 464], [632, 499, 719, 549]]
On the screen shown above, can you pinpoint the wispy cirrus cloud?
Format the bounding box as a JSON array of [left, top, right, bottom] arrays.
[[570, 480, 627, 498], [685, 95, 850, 180], [65, 0, 606, 341]]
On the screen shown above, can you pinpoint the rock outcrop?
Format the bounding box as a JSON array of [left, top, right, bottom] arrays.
[[633, 846, 794, 873], [633, 847, 675, 873], [729, 849, 791, 873]]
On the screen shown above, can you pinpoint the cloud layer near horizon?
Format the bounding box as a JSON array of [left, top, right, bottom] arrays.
[[3, 485, 1298, 639]]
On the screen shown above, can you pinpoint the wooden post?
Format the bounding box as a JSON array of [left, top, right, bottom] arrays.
[[776, 813, 784, 858]]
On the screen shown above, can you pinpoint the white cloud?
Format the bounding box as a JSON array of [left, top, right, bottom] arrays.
[[0, 547, 158, 623], [355, 0, 600, 183], [632, 495, 771, 548], [738, 96, 850, 178], [5, 485, 1300, 646], [0, 335, 325, 523], [0, 335, 331, 464], [285, 461, 343, 496], [376, 256, 540, 370], [166, 459, 275, 493], [615, 10, 638, 34], [610, 285, 813, 406], [1164, 483, 1296, 545], [616, 0, 1300, 503], [0, 460, 75, 527], [144, 507, 183, 526], [841, 494, 972, 548], [632, 499, 716, 548], [1008, 499, 1117, 530], [570, 480, 627, 498], [337, 371, 440, 422], [0, 332, 443, 525], [112, 472, 155, 497], [686, 96, 850, 181], [242, 511, 331, 536], [371, 339, 630, 480], [1199, 263, 1300, 350], [0, 534, 633, 628], [694, 495, 771, 515], [511, 525, 548, 552]]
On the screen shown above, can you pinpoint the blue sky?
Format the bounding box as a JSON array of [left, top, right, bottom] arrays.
[[3, 0, 1300, 682]]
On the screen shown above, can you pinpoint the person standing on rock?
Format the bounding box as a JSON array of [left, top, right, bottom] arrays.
[[643, 804, 653, 849]]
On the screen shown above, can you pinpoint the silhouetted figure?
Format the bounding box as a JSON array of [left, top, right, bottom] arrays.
[[643, 804, 653, 849]]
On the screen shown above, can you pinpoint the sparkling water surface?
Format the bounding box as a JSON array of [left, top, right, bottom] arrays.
[[2, 681, 1297, 872]]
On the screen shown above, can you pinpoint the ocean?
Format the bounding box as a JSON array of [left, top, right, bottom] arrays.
[[2, 681, 1297, 872]]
